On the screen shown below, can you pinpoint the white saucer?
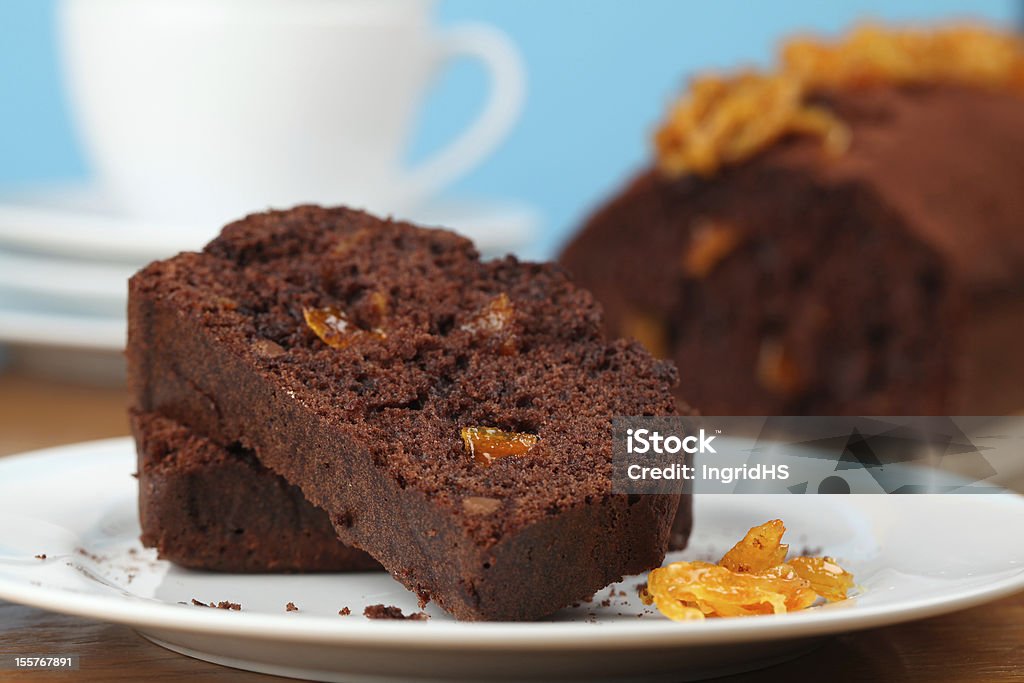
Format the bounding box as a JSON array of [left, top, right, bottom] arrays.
[[1, 438, 1022, 682], [0, 186, 202, 263], [0, 250, 134, 315], [0, 294, 124, 351], [0, 185, 539, 263]]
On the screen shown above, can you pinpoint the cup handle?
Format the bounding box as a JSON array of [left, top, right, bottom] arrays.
[[402, 23, 526, 204]]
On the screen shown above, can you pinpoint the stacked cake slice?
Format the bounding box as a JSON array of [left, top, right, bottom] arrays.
[[128, 205, 690, 620]]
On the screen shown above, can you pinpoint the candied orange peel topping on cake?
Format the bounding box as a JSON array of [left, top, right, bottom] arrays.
[[656, 71, 850, 178], [641, 520, 853, 620], [461, 426, 538, 466], [656, 24, 1024, 177], [303, 306, 386, 350], [783, 24, 1024, 92]]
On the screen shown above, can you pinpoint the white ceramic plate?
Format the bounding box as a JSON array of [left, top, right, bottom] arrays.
[[0, 185, 538, 263], [0, 438, 1022, 682]]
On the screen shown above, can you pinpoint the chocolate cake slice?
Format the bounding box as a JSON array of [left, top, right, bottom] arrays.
[[128, 206, 686, 621], [562, 25, 1024, 416], [134, 411, 379, 572]]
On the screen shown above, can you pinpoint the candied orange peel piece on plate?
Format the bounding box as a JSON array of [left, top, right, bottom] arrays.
[[788, 556, 856, 602], [643, 520, 854, 620], [719, 518, 789, 572]]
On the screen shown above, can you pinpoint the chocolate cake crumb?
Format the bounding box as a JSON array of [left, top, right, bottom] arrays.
[[635, 582, 648, 597], [34, 554, 46, 560], [286, 602, 299, 612], [75, 547, 104, 562], [339, 607, 351, 616], [600, 599, 612, 607], [364, 604, 404, 619], [188, 598, 240, 610], [363, 604, 429, 620]]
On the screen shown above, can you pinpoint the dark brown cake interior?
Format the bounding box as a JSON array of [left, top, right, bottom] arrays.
[[563, 161, 954, 415]]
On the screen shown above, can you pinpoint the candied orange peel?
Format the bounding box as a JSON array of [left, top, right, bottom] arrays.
[[303, 306, 385, 350], [642, 520, 853, 620], [719, 518, 789, 573], [461, 293, 517, 355], [681, 219, 744, 278], [460, 426, 538, 466], [656, 23, 1024, 177], [783, 24, 1024, 92], [789, 556, 855, 603], [656, 71, 849, 177]]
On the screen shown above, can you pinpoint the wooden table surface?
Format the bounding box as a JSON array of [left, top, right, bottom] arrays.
[[0, 369, 1022, 682]]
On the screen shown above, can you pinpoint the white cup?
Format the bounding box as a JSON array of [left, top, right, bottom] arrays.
[[57, 0, 525, 225]]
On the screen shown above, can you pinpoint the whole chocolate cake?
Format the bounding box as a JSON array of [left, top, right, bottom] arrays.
[[134, 411, 380, 573], [562, 25, 1024, 415], [128, 206, 689, 621]]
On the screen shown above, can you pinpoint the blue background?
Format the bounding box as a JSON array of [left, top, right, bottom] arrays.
[[0, 0, 1018, 257]]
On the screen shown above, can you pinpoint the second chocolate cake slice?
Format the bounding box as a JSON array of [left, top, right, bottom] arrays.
[[133, 410, 380, 573], [128, 206, 685, 621]]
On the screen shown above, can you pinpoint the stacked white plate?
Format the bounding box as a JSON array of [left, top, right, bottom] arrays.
[[0, 184, 539, 354]]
